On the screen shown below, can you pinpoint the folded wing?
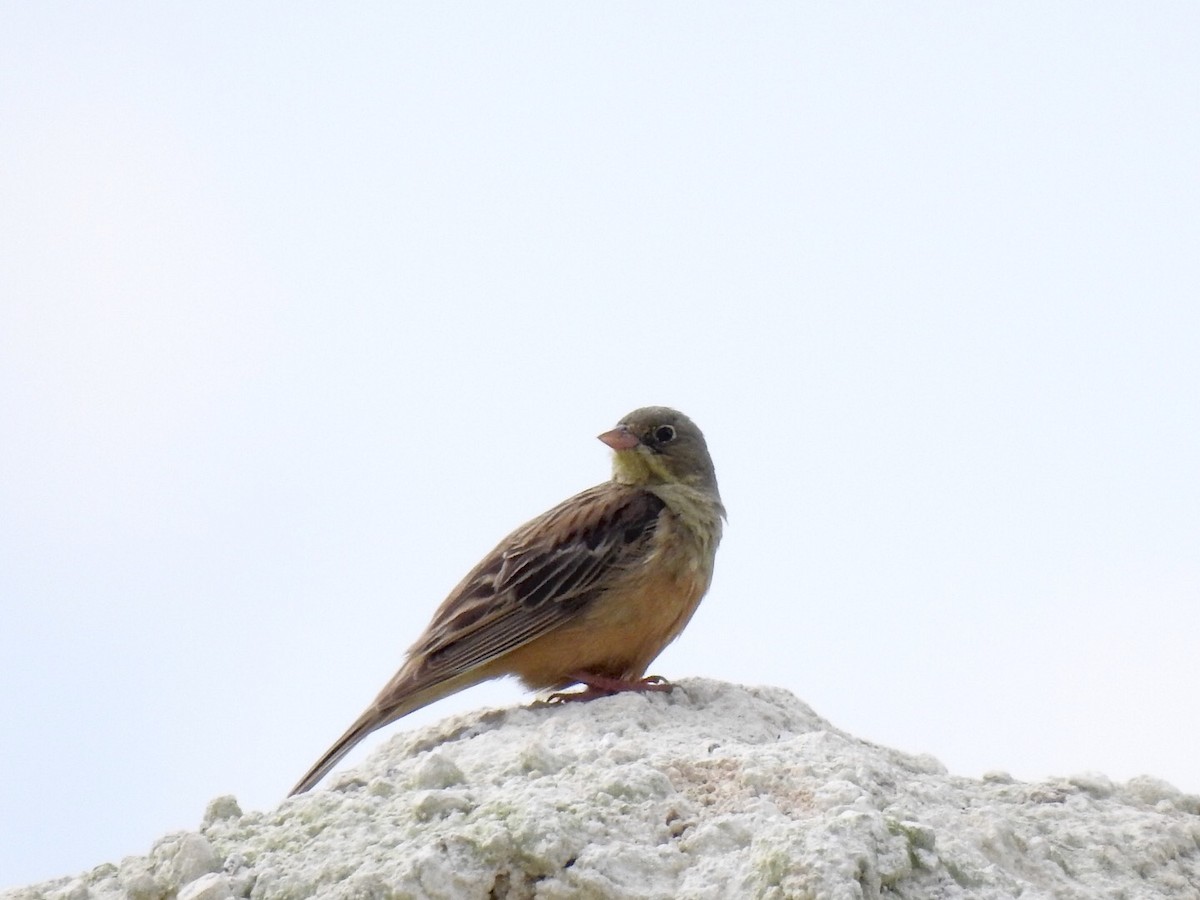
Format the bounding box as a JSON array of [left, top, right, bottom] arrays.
[[408, 484, 667, 681]]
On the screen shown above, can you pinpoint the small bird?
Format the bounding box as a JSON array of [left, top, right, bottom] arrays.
[[289, 406, 724, 795]]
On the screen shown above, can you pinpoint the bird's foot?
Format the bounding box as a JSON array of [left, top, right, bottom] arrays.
[[547, 673, 673, 704]]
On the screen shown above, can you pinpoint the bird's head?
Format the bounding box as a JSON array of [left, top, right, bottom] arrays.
[[598, 406, 719, 494]]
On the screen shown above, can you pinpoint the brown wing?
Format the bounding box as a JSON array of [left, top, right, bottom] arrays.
[[405, 483, 666, 682]]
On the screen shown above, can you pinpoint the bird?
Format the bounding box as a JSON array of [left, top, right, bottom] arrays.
[[289, 406, 724, 795]]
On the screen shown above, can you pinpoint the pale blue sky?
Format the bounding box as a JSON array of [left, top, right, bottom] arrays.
[[2, 3, 1198, 889]]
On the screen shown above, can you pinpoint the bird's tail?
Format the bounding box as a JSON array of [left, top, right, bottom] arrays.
[[288, 670, 485, 796]]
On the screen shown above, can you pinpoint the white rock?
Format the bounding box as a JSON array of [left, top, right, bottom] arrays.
[[5, 680, 1199, 899], [177, 873, 233, 900]]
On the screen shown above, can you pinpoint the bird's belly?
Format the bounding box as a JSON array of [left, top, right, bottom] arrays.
[[505, 563, 710, 690]]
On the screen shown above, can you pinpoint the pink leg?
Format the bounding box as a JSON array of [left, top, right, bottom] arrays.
[[547, 672, 673, 704]]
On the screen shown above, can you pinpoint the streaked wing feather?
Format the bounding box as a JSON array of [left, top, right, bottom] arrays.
[[409, 484, 665, 679]]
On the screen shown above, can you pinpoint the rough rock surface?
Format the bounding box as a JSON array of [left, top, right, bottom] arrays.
[[7, 679, 1199, 899]]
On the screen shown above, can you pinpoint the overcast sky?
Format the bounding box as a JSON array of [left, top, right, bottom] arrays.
[[3, 3, 1198, 890]]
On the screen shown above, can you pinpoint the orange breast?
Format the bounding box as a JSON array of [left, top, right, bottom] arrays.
[[501, 515, 713, 689]]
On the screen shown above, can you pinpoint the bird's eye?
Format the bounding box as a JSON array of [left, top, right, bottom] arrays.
[[653, 424, 676, 443]]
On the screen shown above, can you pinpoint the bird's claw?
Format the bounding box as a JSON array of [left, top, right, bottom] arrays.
[[546, 673, 674, 704]]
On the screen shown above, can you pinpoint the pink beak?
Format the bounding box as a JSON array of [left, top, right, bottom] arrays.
[[597, 425, 640, 451]]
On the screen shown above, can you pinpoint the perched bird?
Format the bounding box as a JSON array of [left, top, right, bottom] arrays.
[[289, 406, 724, 795]]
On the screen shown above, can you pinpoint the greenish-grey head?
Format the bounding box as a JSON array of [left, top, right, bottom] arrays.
[[598, 406, 720, 496]]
